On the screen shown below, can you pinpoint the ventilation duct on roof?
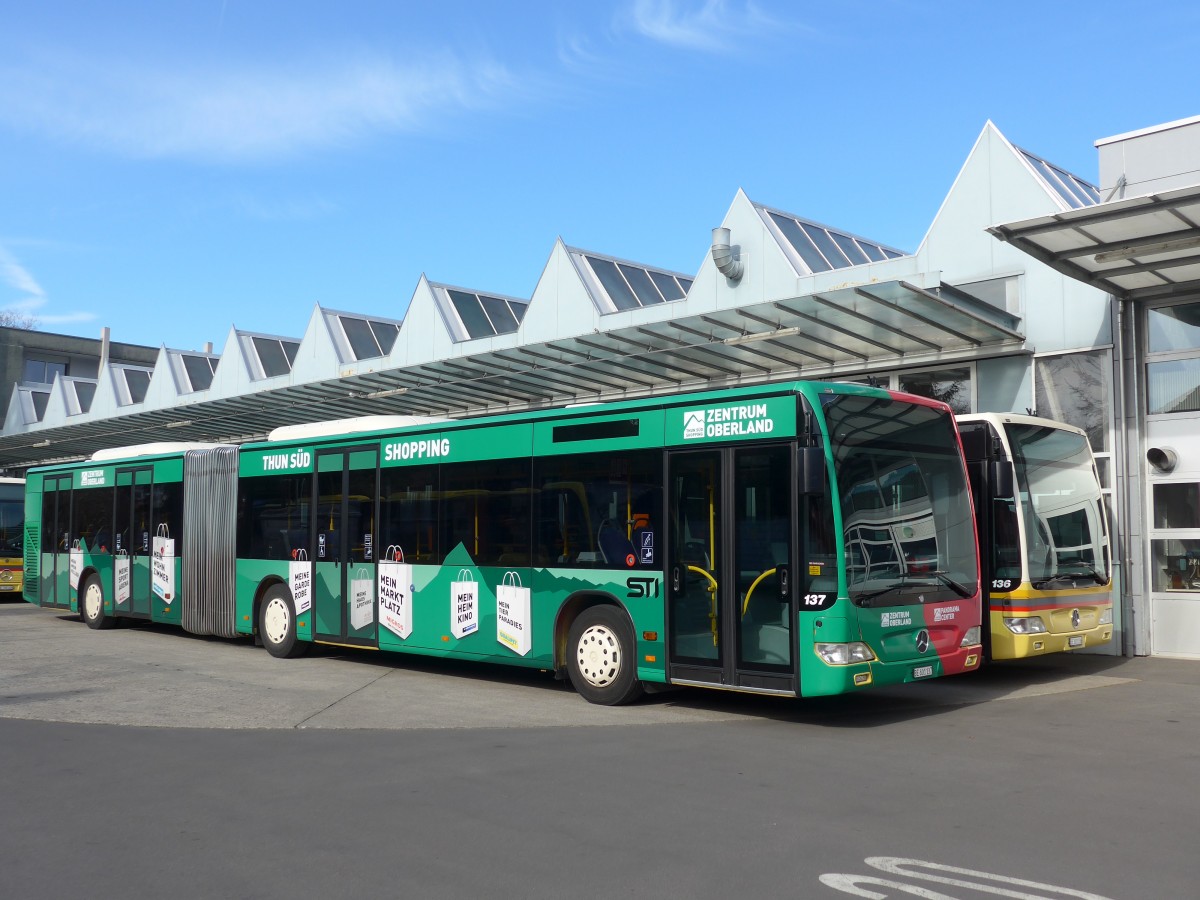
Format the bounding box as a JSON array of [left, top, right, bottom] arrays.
[[711, 227, 743, 282]]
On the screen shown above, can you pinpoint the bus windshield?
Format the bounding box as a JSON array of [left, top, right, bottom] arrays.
[[1006, 423, 1108, 585], [823, 394, 977, 606], [0, 481, 23, 557]]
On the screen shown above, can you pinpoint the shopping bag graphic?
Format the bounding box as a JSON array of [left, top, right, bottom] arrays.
[[152, 524, 175, 602], [350, 566, 375, 631], [289, 549, 311, 615], [114, 550, 131, 606], [496, 570, 531, 656], [68, 539, 84, 590], [450, 568, 478, 639], [377, 545, 413, 639]]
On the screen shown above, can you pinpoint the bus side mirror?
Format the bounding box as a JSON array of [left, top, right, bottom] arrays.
[[798, 447, 826, 495], [988, 459, 1014, 498]]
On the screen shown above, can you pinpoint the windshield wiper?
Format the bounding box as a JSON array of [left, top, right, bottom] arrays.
[[927, 570, 973, 598], [853, 571, 971, 605], [1033, 566, 1107, 588]]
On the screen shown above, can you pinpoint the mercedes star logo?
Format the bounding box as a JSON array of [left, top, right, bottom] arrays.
[[915, 629, 930, 654]]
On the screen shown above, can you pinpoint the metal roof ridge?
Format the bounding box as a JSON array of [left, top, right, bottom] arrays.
[[563, 244, 695, 279]]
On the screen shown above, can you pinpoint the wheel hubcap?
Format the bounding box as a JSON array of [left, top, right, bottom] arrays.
[[576, 624, 622, 688], [84, 583, 102, 620], [263, 598, 290, 645]]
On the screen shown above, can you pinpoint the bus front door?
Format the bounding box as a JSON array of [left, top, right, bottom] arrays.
[[666, 446, 796, 695], [312, 447, 379, 648], [115, 467, 153, 617]]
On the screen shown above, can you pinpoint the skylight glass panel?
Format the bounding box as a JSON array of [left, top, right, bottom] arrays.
[[340, 316, 382, 360], [831, 232, 871, 265], [253, 338, 293, 378], [478, 294, 520, 334], [857, 242, 886, 262], [769, 213, 832, 273], [449, 290, 496, 339], [881, 248, 904, 260], [678, 277, 693, 294], [181, 354, 216, 391], [617, 263, 666, 306], [1018, 148, 1100, 210], [74, 381, 96, 412], [123, 369, 150, 403], [31, 390, 48, 420], [282, 341, 299, 366], [649, 271, 685, 301], [586, 257, 640, 311], [801, 223, 852, 268], [370, 321, 400, 355]]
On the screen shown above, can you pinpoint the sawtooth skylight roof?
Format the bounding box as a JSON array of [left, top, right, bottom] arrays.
[[182, 354, 219, 392], [1016, 146, 1101, 209], [240, 333, 300, 380], [114, 366, 152, 406], [332, 313, 402, 361], [756, 202, 906, 276], [568, 247, 693, 313], [431, 283, 530, 342], [66, 379, 96, 415]]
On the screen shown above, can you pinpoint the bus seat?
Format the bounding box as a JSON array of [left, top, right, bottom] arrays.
[[597, 520, 634, 566]]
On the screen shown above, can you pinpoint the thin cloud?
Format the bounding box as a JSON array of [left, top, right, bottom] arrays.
[[0, 243, 97, 327], [0, 245, 45, 300], [620, 0, 808, 53], [0, 48, 529, 164]]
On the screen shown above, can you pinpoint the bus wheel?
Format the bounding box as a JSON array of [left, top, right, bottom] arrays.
[[259, 585, 308, 659], [567, 606, 644, 706], [81, 574, 114, 630]]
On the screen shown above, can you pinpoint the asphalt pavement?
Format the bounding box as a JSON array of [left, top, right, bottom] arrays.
[[2, 600, 1197, 899]]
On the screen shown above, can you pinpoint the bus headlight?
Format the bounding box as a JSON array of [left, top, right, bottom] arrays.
[[815, 642, 876, 665], [1004, 617, 1047, 634], [960, 626, 981, 647], [1099, 608, 1113, 625]]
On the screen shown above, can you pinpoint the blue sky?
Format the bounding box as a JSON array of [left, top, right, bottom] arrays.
[[1, 0, 1196, 352]]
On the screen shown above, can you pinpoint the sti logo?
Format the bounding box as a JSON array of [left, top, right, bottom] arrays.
[[683, 410, 705, 440]]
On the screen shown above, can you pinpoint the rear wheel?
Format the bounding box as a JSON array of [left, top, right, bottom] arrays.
[[81, 573, 114, 630], [567, 605, 644, 706], [259, 584, 308, 659]]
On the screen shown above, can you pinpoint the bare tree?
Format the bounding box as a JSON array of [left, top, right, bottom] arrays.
[[0, 310, 38, 330]]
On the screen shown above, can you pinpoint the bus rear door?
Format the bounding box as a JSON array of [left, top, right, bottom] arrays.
[[312, 447, 379, 648]]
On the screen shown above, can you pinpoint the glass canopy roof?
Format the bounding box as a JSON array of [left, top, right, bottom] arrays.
[[755, 203, 906, 276], [1016, 146, 1100, 210]]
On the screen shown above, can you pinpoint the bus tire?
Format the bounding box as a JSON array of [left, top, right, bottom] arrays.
[[259, 584, 308, 659], [567, 605, 644, 706], [80, 573, 114, 630]]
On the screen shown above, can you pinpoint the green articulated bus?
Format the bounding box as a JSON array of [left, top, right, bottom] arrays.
[[22, 381, 982, 705]]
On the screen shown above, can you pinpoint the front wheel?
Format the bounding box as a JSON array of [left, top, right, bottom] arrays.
[[259, 584, 308, 659], [567, 605, 644, 706], [81, 573, 114, 630]]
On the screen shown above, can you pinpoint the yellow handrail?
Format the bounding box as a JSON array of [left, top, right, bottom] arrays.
[[688, 564, 720, 646], [742, 567, 778, 616]]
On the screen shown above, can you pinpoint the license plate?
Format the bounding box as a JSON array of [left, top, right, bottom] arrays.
[[913, 665, 934, 679], [1068, 636, 1084, 648], [0, 585, 14, 591]]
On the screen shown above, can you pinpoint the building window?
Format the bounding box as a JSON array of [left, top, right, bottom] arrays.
[[1146, 300, 1200, 415], [23, 358, 66, 385], [1034, 351, 1111, 453], [897, 367, 972, 414]]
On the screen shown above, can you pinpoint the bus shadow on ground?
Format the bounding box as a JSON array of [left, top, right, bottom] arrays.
[[102, 618, 1142, 729]]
